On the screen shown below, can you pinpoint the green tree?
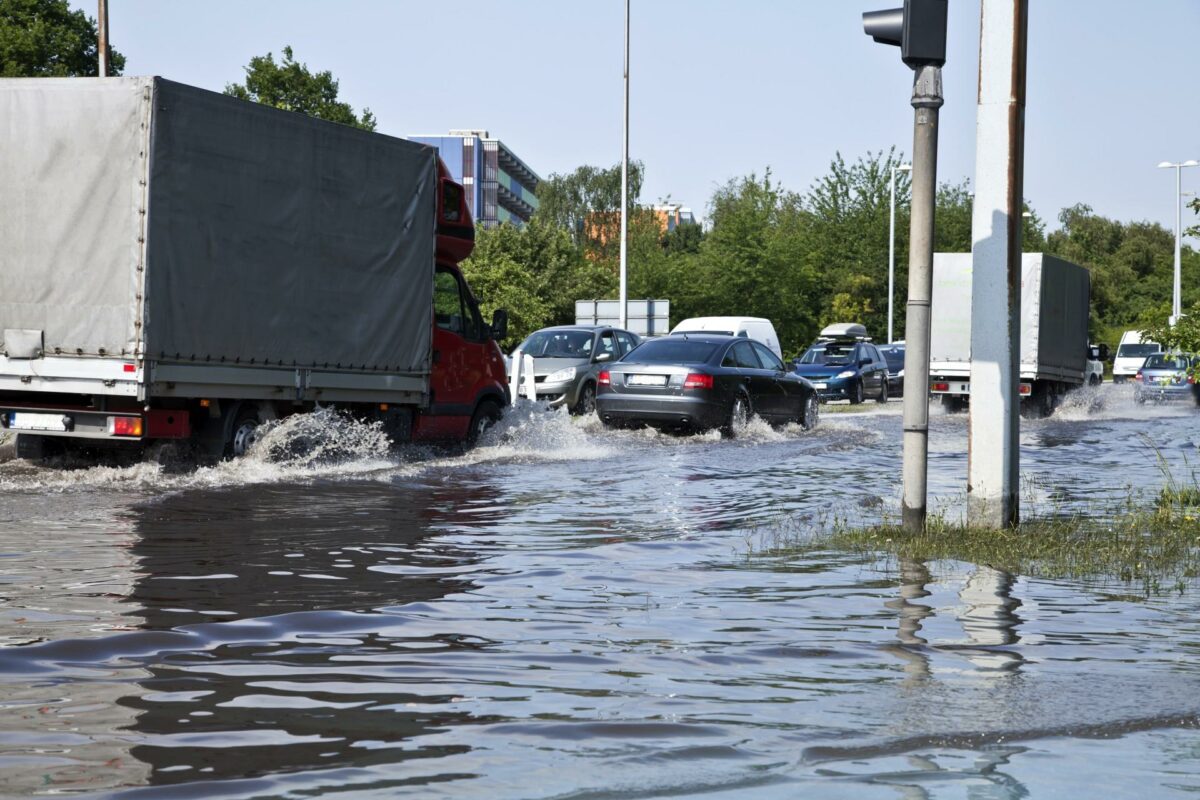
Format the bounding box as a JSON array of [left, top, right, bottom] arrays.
[[534, 161, 644, 255], [225, 46, 375, 131], [0, 0, 124, 76], [461, 220, 592, 346], [1045, 203, 1192, 345]]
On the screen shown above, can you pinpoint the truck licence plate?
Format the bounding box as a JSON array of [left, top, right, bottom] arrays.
[[8, 412, 69, 432], [627, 374, 667, 386]]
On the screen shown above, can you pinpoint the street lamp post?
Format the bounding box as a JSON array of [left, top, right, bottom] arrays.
[[1157, 159, 1199, 324], [888, 162, 912, 343]]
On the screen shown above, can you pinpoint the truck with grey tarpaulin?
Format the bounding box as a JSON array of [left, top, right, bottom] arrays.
[[928, 252, 1091, 417], [0, 77, 510, 460]]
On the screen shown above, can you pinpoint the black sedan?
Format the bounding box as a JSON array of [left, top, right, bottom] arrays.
[[595, 334, 819, 436]]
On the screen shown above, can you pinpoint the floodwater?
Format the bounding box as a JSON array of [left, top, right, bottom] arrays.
[[2, 386, 1199, 798]]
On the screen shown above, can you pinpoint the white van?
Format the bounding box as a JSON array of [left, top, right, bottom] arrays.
[[1112, 330, 1162, 383], [670, 316, 783, 359]]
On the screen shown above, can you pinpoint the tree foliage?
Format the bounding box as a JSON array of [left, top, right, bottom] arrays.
[[1046, 203, 1193, 345], [225, 45, 375, 131], [534, 161, 644, 255], [461, 150, 1193, 360], [0, 0, 124, 76]]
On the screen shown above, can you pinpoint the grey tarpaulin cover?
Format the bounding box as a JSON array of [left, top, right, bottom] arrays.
[[0, 77, 436, 375]]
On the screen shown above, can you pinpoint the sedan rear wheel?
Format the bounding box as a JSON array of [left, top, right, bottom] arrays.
[[721, 393, 751, 439], [801, 394, 819, 431]]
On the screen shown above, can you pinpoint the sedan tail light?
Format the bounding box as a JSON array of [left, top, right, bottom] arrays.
[[683, 373, 714, 390], [1135, 371, 1143, 382], [598, 370, 611, 386]]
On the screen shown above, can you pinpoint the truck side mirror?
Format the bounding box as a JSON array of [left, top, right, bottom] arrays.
[[490, 309, 508, 341], [1099, 344, 1110, 362]]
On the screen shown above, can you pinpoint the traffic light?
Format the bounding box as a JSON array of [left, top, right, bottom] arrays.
[[863, 0, 948, 70]]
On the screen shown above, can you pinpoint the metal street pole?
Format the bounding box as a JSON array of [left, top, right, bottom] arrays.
[[967, 0, 1028, 529], [889, 163, 911, 344], [97, 0, 110, 77], [618, 0, 630, 329], [1158, 160, 1199, 325], [900, 64, 943, 533]]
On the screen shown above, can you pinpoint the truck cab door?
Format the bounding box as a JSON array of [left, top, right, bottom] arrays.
[[430, 267, 486, 419]]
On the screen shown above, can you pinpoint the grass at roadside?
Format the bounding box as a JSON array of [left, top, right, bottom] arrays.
[[750, 454, 1200, 595]]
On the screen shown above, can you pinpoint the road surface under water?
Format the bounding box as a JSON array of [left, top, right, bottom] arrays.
[[1, 384, 1199, 798]]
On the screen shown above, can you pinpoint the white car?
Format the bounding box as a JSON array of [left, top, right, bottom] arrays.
[[1112, 330, 1161, 383], [669, 316, 783, 359]]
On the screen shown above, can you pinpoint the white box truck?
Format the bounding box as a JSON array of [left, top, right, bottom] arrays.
[[928, 253, 1090, 417]]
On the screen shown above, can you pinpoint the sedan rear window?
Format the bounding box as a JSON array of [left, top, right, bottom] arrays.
[[1143, 354, 1192, 370], [626, 339, 718, 364]]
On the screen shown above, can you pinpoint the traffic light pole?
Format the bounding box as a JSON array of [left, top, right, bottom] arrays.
[[901, 64, 943, 533]]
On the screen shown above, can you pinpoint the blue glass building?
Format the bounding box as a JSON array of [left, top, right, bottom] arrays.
[[410, 130, 540, 228]]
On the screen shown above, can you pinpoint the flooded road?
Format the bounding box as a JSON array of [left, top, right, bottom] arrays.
[[2, 385, 1200, 798]]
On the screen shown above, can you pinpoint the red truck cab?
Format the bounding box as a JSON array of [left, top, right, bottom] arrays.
[[413, 162, 509, 442]]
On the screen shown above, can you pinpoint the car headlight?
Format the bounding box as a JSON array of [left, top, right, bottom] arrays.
[[545, 367, 576, 383], [836, 370, 856, 379]]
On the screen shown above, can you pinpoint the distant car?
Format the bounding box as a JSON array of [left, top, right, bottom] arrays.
[[595, 334, 819, 436], [877, 342, 905, 398], [792, 325, 890, 404], [1133, 353, 1198, 404], [512, 325, 641, 413], [669, 316, 783, 359], [1113, 330, 1161, 383]]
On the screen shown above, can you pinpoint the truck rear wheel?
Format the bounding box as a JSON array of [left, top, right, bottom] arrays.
[[226, 405, 263, 458]]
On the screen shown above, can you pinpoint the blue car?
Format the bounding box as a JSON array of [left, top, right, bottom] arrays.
[[792, 331, 891, 404]]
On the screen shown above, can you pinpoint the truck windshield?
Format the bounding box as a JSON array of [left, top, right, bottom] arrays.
[[1117, 343, 1160, 358], [519, 330, 593, 358], [625, 339, 717, 364]]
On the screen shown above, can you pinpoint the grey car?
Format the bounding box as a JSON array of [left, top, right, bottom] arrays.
[[512, 326, 641, 414], [1133, 353, 1199, 404]]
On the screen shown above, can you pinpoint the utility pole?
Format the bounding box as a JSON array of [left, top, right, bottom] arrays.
[[618, 0, 630, 329], [889, 162, 912, 343], [967, 0, 1028, 529], [1158, 160, 1199, 325], [864, 0, 948, 532], [97, 0, 110, 77]]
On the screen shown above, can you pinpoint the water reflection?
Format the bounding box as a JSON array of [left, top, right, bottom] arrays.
[[119, 479, 496, 791]]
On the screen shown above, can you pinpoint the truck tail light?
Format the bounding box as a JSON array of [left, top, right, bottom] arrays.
[[1019, 383, 1032, 395], [931, 382, 949, 392], [683, 373, 714, 390], [598, 370, 611, 386], [108, 416, 143, 437]]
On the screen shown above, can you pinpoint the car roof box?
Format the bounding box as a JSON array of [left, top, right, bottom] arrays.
[[819, 323, 869, 340]]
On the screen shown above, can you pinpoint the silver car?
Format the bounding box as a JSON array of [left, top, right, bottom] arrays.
[[1133, 353, 1199, 404], [512, 326, 641, 414]]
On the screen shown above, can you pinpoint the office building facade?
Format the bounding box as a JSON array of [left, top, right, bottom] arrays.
[[410, 130, 540, 228]]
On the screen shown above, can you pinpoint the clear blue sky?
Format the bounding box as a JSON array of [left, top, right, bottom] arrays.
[[85, 0, 1200, 236]]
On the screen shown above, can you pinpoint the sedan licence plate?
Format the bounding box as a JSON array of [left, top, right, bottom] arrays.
[[626, 374, 667, 387], [9, 412, 69, 432], [812, 382, 827, 390]]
